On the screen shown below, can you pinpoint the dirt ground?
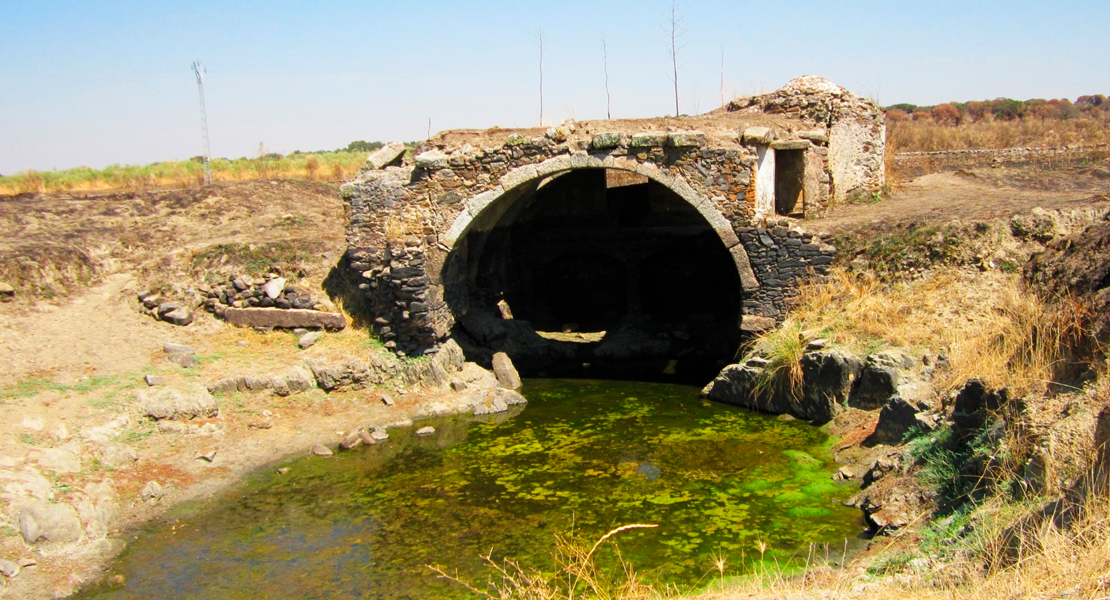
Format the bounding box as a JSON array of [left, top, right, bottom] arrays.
[[809, 162, 1110, 237], [0, 161, 1108, 598]]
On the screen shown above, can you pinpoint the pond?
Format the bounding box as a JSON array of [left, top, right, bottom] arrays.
[[77, 379, 864, 599]]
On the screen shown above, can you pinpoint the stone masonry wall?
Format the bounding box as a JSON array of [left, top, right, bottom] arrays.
[[893, 144, 1110, 178]]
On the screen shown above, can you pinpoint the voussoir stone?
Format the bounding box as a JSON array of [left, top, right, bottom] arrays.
[[223, 307, 346, 331]]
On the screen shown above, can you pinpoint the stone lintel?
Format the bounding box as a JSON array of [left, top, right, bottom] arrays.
[[771, 140, 811, 150]]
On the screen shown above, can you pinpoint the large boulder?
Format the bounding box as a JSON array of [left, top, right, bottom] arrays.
[[865, 397, 931, 446], [703, 348, 861, 424], [137, 386, 219, 420]]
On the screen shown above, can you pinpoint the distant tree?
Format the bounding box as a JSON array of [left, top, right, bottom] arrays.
[[965, 101, 991, 122], [885, 103, 918, 113], [989, 98, 1025, 120], [345, 141, 383, 153], [912, 108, 932, 121], [931, 103, 960, 125], [885, 108, 908, 122]]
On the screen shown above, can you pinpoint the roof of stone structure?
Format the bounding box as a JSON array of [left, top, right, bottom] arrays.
[[420, 76, 881, 153]]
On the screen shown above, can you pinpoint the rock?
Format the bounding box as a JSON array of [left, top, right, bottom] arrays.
[[223, 307, 346, 331], [470, 388, 527, 416], [0, 559, 19, 578], [166, 352, 199, 368], [96, 441, 138, 469], [207, 377, 239, 395], [79, 415, 131, 443], [162, 307, 194, 326], [298, 331, 322, 349], [312, 444, 333, 456], [358, 141, 407, 173], [262, 277, 286, 300], [667, 131, 706, 147], [137, 386, 219, 420], [416, 426, 436, 436], [306, 357, 380, 392], [852, 362, 900, 409], [358, 429, 376, 446], [380, 393, 396, 406], [740, 315, 776, 333], [865, 397, 927, 446], [415, 150, 449, 169], [339, 431, 364, 450], [741, 126, 774, 145], [799, 349, 862, 423], [141, 481, 163, 502], [491, 352, 522, 390], [143, 374, 164, 386], [163, 343, 195, 355], [75, 480, 121, 540], [630, 132, 667, 147], [16, 500, 83, 546], [797, 129, 829, 144], [369, 427, 389, 441], [34, 443, 82, 474], [0, 282, 14, 302], [952, 379, 1008, 430], [270, 366, 317, 396], [590, 132, 622, 149], [450, 379, 467, 392], [196, 448, 218, 462]]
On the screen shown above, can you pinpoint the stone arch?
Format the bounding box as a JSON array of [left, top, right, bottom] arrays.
[[441, 154, 760, 291]]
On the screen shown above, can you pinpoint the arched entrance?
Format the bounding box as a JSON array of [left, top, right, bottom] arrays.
[[442, 165, 749, 381]]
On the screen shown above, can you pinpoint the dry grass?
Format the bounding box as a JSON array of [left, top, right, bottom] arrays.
[[0, 152, 367, 196], [430, 524, 662, 600], [888, 114, 1110, 154], [774, 268, 1091, 396]]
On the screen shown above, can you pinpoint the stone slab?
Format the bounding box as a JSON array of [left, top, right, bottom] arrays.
[[771, 139, 811, 150], [224, 308, 347, 331]]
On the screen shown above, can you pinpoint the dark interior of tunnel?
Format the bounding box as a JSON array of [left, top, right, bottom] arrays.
[[443, 168, 743, 383]]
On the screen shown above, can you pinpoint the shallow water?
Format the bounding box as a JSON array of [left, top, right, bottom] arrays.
[[78, 379, 863, 599]]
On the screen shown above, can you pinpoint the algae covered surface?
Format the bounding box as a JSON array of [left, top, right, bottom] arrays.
[[78, 379, 862, 599]]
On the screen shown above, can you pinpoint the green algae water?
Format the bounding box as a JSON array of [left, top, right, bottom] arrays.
[[79, 379, 862, 599]]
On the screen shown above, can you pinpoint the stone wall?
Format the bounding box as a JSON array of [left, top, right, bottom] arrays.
[[892, 144, 1109, 178]]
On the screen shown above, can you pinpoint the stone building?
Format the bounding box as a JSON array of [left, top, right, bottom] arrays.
[[340, 76, 884, 377]]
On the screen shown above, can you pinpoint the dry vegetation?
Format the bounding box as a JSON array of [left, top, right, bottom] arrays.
[[0, 151, 368, 196], [888, 112, 1110, 154]]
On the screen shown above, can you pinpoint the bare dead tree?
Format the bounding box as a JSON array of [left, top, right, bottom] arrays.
[[601, 34, 612, 119], [537, 28, 545, 126], [663, 1, 685, 117]]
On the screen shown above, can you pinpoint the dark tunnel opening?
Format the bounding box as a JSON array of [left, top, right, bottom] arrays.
[[443, 168, 744, 382]]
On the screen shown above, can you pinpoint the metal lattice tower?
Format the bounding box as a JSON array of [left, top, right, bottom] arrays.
[[192, 60, 213, 186]]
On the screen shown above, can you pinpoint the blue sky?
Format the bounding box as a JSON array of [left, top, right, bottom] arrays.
[[1, 0, 1107, 173]]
